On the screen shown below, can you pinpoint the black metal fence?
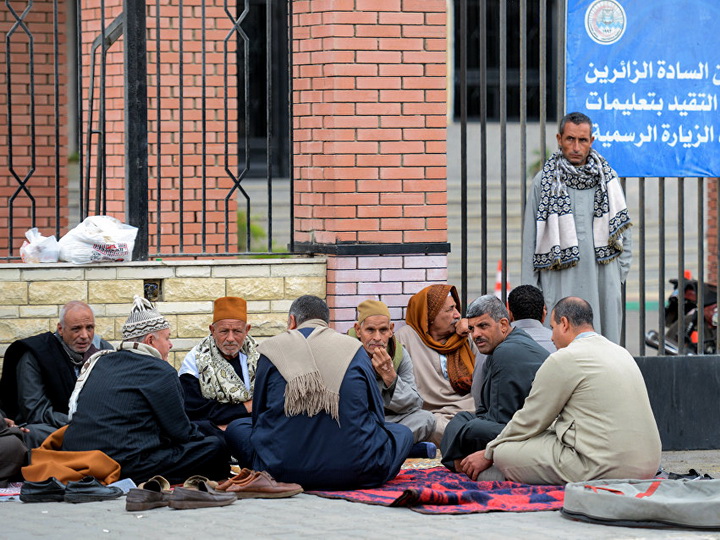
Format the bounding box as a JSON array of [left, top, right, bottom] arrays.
[[2, 0, 292, 261], [451, 0, 720, 356]]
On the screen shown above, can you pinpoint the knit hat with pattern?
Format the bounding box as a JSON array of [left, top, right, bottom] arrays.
[[122, 295, 170, 340]]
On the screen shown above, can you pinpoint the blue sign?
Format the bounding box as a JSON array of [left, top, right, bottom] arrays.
[[566, 0, 720, 177]]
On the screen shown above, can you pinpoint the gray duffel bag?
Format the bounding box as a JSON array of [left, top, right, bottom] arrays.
[[562, 478, 720, 529]]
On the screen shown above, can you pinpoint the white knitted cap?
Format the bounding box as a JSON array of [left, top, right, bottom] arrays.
[[122, 295, 170, 340]]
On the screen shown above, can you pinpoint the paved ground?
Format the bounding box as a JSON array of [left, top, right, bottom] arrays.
[[5, 450, 720, 539]]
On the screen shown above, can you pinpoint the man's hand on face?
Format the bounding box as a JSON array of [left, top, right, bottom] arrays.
[[459, 450, 493, 481], [455, 318, 469, 338], [371, 346, 397, 387]]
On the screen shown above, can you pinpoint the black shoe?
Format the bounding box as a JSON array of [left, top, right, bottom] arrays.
[[64, 476, 124, 503], [20, 477, 66, 503]]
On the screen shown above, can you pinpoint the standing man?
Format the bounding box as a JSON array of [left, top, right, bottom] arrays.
[[64, 296, 229, 484], [521, 112, 632, 344], [441, 295, 548, 471], [507, 285, 556, 353], [225, 295, 412, 490], [350, 299, 435, 445], [179, 297, 259, 431], [0, 301, 113, 447], [395, 284, 481, 445], [458, 297, 661, 484]]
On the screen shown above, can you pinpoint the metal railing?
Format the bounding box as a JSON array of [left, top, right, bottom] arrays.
[[2, 0, 292, 261], [450, 0, 720, 356]]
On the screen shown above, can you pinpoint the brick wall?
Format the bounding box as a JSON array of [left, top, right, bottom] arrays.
[[0, 258, 326, 370], [0, 2, 68, 256], [292, 0, 448, 245], [709, 178, 718, 284]]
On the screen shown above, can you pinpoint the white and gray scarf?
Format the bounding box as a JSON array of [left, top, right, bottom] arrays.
[[533, 149, 632, 271], [196, 334, 259, 404]]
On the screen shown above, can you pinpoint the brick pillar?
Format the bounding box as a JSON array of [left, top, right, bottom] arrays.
[[80, 1, 238, 255], [292, 0, 450, 329], [0, 2, 68, 257], [709, 178, 719, 285]]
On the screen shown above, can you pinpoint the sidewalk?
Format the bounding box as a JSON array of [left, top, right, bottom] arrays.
[[5, 450, 720, 539]]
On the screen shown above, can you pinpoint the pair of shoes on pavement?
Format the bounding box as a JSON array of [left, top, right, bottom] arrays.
[[126, 475, 234, 511], [216, 469, 303, 499], [21, 476, 123, 503]]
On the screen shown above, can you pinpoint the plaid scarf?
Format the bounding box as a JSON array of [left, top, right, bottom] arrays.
[[533, 149, 632, 271]]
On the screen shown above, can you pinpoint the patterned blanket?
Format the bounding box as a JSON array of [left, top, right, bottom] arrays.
[[307, 467, 565, 515]]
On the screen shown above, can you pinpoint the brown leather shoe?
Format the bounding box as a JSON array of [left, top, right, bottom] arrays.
[[225, 470, 303, 499], [216, 468, 255, 492]]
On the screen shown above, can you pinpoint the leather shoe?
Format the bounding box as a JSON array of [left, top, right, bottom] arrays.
[[216, 468, 254, 491], [167, 480, 236, 510], [126, 477, 171, 512], [20, 477, 66, 503], [225, 470, 303, 499], [183, 475, 218, 490], [64, 476, 123, 503]]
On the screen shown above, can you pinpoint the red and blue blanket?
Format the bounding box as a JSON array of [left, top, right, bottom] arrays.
[[307, 467, 565, 515]]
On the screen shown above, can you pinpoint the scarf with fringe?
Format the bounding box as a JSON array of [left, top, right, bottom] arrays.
[[257, 319, 361, 424], [405, 284, 475, 395], [533, 149, 632, 271]]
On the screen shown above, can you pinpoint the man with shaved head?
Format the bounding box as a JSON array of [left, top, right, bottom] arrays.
[[0, 301, 112, 447]]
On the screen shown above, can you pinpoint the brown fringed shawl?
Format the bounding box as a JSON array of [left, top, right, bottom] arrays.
[[405, 285, 475, 394]]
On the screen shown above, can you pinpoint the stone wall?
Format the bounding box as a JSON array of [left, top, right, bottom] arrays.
[[0, 258, 326, 370]]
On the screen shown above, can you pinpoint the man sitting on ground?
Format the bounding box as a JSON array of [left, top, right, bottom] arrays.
[[179, 296, 259, 433], [395, 284, 481, 445], [0, 301, 113, 447], [458, 297, 661, 484], [63, 296, 229, 484], [441, 295, 549, 471], [350, 299, 436, 448], [224, 295, 413, 490], [507, 285, 556, 353]]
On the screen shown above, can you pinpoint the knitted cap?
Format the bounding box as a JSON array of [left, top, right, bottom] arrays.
[[122, 295, 171, 340], [213, 296, 247, 323], [356, 299, 391, 325]]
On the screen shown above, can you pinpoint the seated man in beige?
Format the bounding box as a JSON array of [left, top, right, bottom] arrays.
[[459, 297, 661, 484], [350, 300, 435, 446], [396, 284, 481, 445]]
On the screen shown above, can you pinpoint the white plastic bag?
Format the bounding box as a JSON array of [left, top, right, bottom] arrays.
[[58, 215, 138, 264], [19, 228, 60, 263]]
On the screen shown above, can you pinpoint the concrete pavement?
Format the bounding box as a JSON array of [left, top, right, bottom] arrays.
[[5, 450, 720, 539]]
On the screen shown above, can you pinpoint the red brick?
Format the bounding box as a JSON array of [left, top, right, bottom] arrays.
[[356, 25, 401, 38], [380, 141, 424, 154], [325, 37, 378, 51], [403, 154, 446, 167], [356, 102, 401, 115], [403, 230, 447, 242], [333, 193, 380, 205], [403, 0, 445, 11], [356, 50, 402, 64], [357, 128, 402, 141], [358, 256, 404, 269], [356, 77, 402, 90], [403, 179, 446, 192], [379, 12, 424, 25], [381, 192, 425, 205], [323, 12, 377, 25], [358, 205, 402, 218], [379, 64, 424, 77], [356, 154, 402, 167], [358, 281, 402, 295], [358, 179, 402, 192], [358, 230, 403, 243], [380, 166, 424, 179], [325, 167, 379, 180]]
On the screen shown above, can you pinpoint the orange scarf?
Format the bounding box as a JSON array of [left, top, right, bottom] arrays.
[[405, 284, 475, 394]]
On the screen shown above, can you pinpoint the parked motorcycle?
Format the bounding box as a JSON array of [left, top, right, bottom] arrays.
[[644, 277, 718, 355]]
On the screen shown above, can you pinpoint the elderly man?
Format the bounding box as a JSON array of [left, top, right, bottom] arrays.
[[522, 112, 632, 344], [395, 284, 481, 445], [459, 297, 661, 484], [225, 295, 412, 490], [0, 301, 113, 447], [179, 297, 259, 430], [63, 296, 229, 484], [350, 300, 435, 445], [440, 295, 549, 471], [507, 285, 556, 353]]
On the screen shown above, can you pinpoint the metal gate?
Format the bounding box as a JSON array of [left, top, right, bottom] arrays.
[[450, 0, 720, 356], [1, 0, 292, 261]]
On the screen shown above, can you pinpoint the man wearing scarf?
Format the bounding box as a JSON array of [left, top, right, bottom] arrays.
[[179, 297, 259, 433], [0, 301, 113, 448], [224, 295, 412, 490], [64, 296, 229, 484], [521, 111, 632, 344], [349, 300, 435, 445], [395, 284, 482, 446]]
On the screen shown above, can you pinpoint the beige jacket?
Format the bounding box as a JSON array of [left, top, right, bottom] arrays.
[[485, 333, 661, 483]]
